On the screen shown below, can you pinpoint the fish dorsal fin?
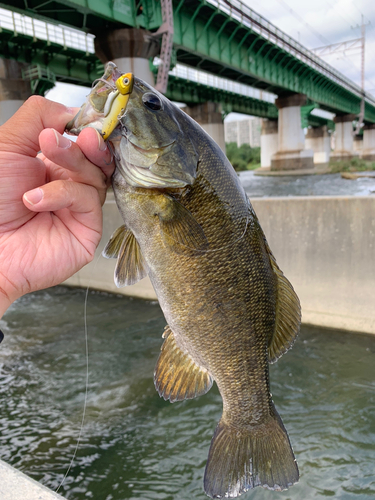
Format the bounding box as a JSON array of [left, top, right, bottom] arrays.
[[103, 225, 148, 287], [158, 195, 208, 255], [154, 326, 213, 403], [102, 224, 128, 258], [266, 244, 301, 363]]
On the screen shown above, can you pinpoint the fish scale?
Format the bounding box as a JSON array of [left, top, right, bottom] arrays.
[[67, 62, 301, 499]]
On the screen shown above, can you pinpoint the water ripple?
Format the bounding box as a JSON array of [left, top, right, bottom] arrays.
[[0, 289, 374, 499]]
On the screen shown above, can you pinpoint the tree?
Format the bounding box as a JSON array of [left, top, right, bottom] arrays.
[[225, 142, 261, 171]]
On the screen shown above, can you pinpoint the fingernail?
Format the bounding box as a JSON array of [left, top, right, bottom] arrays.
[[53, 129, 71, 149], [96, 130, 107, 152], [24, 188, 44, 205]]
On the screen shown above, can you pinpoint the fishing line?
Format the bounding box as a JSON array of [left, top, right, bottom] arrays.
[[91, 78, 116, 90], [55, 251, 103, 494]]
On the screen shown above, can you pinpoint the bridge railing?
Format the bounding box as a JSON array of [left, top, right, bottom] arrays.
[[1, 5, 374, 109], [207, 0, 375, 106], [0, 6, 278, 106], [169, 63, 276, 103], [0, 7, 95, 54]]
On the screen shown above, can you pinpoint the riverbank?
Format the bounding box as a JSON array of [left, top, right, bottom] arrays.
[[0, 460, 67, 500]]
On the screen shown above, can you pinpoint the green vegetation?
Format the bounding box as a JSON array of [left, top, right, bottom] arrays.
[[328, 157, 375, 174], [225, 142, 261, 171], [225, 143, 375, 174]]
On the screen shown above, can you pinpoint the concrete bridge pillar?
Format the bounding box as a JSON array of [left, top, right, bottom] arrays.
[[305, 126, 331, 165], [362, 124, 375, 161], [331, 114, 357, 160], [353, 135, 363, 156], [0, 60, 31, 125], [271, 93, 314, 171], [94, 28, 160, 85], [183, 102, 225, 152], [260, 119, 278, 168]]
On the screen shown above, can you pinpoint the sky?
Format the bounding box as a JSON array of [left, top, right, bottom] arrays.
[[46, 0, 375, 119]]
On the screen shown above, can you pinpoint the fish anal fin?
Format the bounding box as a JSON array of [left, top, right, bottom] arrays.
[[102, 224, 128, 259], [204, 411, 299, 498], [154, 326, 213, 403], [158, 195, 208, 255], [113, 230, 148, 287]]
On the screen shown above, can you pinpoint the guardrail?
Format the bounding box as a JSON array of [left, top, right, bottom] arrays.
[[0, 7, 95, 54], [169, 63, 276, 103]]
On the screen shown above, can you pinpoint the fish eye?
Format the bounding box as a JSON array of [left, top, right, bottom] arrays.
[[142, 93, 162, 111]]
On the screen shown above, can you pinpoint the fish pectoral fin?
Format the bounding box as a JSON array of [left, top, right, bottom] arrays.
[[106, 228, 148, 287], [157, 195, 208, 254], [154, 325, 213, 403], [102, 225, 128, 259], [266, 242, 301, 363]]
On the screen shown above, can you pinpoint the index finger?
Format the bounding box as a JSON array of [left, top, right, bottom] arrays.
[[0, 96, 78, 157]]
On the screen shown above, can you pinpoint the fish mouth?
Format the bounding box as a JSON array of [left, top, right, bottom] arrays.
[[65, 105, 105, 137], [116, 137, 193, 189]]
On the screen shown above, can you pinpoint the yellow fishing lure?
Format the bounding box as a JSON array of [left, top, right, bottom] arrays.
[[102, 73, 134, 140]]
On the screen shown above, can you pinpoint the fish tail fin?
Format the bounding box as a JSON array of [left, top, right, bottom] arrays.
[[203, 410, 298, 498]]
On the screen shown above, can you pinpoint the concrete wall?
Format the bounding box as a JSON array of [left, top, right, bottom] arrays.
[[64, 193, 375, 335], [252, 196, 375, 335], [0, 459, 67, 500]]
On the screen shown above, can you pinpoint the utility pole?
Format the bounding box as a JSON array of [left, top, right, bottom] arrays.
[[311, 15, 370, 93], [351, 15, 370, 131], [351, 14, 370, 93], [311, 15, 371, 133]]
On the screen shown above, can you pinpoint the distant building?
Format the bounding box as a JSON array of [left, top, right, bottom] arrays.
[[224, 117, 261, 148]]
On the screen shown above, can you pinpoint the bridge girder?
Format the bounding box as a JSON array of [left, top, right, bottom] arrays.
[[0, 27, 100, 85], [172, 2, 361, 113], [166, 75, 278, 119], [1, 0, 375, 123]]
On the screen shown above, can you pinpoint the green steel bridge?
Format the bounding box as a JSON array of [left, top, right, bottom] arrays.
[[1, 0, 375, 125]]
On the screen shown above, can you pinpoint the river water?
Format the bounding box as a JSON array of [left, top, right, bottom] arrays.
[[0, 286, 374, 499], [239, 171, 375, 198]]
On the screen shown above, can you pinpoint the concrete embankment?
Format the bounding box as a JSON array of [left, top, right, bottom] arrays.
[[64, 192, 375, 335], [0, 459, 67, 500]]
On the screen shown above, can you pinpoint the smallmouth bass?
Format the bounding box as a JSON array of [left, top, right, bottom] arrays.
[[67, 63, 301, 498]]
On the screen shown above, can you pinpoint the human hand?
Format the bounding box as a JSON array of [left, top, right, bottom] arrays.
[[0, 96, 115, 317]]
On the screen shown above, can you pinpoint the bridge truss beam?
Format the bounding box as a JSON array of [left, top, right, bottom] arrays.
[[1, 0, 375, 123], [171, 1, 363, 115], [0, 27, 100, 85]]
